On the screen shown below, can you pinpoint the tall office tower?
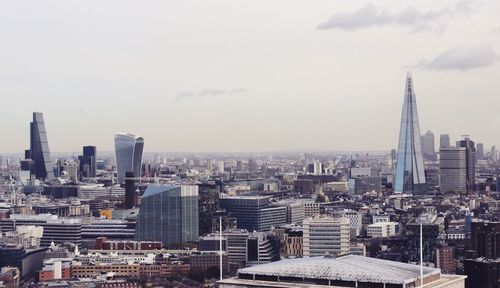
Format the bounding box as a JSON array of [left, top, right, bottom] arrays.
[[476, 143, 484, 160], [135, 185, 199, 247], [458, 137, 476, 192], [303, 215, 350, 257], [25, 112, 54, 180], [78, 146, 96, 178], [124, 171, 136, 209], [421, 130, 435, 159], [198, 182, 221, 236], [440, 147, 467, 194], [491, 146, 497, 162], [114, 133, 144, 184], [440, 134, 450, 148], [394, 73, 426, 194]]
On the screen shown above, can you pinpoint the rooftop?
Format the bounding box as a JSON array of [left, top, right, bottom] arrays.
[[236, 255, 440, 285]]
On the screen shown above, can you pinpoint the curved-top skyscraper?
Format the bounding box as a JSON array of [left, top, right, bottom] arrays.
[[114, 133, 144, 184], [394, 73, 426, 194]]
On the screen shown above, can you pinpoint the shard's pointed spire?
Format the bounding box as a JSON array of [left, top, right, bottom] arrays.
[[394, 73, 426, 194]]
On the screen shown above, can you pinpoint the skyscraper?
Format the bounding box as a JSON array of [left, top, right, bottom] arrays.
[[476, 143, 484, 160], [135, 185, 199, 247], [458, 136, 476, 192], [394, 73, 426, 194], [26, 112, 54, 180], [114, 133, 144, 184], [421, 130, 435, 159], [491, 146, 497, 162], [440, 147, 467, 194], [440, 134, 450, 149], [78, 146, 96, 178]]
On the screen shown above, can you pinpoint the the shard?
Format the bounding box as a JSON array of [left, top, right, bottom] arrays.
[[394, 73, 426, 194]]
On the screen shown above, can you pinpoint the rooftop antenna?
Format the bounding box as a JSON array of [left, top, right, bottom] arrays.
[[420, 223, 424, 288]]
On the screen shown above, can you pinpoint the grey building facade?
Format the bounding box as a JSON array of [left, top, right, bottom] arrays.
[[135, 185, 199, 247]]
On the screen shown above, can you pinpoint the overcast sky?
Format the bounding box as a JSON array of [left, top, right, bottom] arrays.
[[1, 0, 499, 153]]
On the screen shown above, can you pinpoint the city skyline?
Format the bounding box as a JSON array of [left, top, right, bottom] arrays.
[[1, 1, 500, 153]]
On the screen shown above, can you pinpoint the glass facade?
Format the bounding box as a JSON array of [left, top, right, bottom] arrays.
[[135, 185, 199, 247], [219, 196, 286, 231], [29, 112, 54, 180], [394, 74, 426, 194], [114, 133, 144, 184]]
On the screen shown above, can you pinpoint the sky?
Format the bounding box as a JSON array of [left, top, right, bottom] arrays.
[[1, 0, 500, 153]]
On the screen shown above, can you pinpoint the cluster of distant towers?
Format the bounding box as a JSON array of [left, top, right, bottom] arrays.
[[20, 73, 484, 196], [21, 112, 144, 208], [394, 73, 485, 195]]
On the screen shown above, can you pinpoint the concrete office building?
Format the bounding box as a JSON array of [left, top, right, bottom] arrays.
[[440, 147, 467, 194], [331, 209, 362, 237], [135, 185, 199, 247], [367, 222, 396, 238], [0, 214, 81, 247], [219, 196, 286, 232], [303, 215, 350, 257], [276, 200, 305, 225]]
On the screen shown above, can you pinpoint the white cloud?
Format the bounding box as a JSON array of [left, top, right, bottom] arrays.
[[317, 0, 475, 32], [422, 44, 498, 71], [175, 88, 246, 102]]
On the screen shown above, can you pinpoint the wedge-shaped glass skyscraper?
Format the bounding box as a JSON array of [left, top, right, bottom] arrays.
[[394, 73, 426, 194], [26, 112, 54, 180], [114, 133, 144, 184]]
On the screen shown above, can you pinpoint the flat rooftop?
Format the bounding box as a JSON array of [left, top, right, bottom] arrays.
[[236, 255, 439, 285]]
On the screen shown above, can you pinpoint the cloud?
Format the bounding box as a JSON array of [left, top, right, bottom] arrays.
[[317, 0, 475, 32], [421, 44, 498, 71], [490, 26, 500, 34], [175, 88, 246, 102]]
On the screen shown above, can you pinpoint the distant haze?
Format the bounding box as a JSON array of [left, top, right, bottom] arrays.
[[1, 0, 499, 153]]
